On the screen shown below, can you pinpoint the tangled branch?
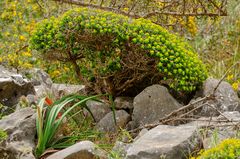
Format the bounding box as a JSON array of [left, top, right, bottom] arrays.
[[54, 0, 227, 24]]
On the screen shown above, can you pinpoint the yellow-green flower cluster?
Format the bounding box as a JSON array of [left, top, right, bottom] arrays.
[[193, 138, 240, 159], [192, 138, 240, 159], [30, 7, 208, 92]]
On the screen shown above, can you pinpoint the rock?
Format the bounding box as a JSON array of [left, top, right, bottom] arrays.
[[132, 85, 182, 127], [187, 111, 240, 149], [133, 128, 148, 141], [26, 94, 37, 106], [114, 97, 134, 109], [0, 107, 36, 159], [96, 110, 131, 133], [27, 68, 53, 88], [217, 111, 240, 121], [205, 111, 240, 149], [84, 100, 111, 122], [46, 141, 106, 159], [52, 83, 85, 98], [125, 125, 200, 159], [112, 141, 131, 158], [126, 121, 135, 131], [202, 126, 236, 149], [26, 68, 84, 99], [0, 66, 35, 106], [199, 78, 240, 116], [187, 111, 240, 128], [34, 85, 52, 98]]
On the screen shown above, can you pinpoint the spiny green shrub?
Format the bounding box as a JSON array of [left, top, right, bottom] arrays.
[[30, 7, 207, 96], [192, 138, 240, 159]]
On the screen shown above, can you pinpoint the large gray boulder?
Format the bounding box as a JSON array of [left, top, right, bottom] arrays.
[[84, 100, 111, 122], [0, 66, 35, 106], [46, 141, 106, 159], [0, 107, 36, 159], [96, 110, 131, 133], [125, 125, 200, 159], [199, 78, 240, 116], [132, 85, 182, 127]]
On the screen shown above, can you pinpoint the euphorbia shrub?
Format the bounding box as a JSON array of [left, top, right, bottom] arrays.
[[30, 8, 207, 96], [193, 138, 240, 159]]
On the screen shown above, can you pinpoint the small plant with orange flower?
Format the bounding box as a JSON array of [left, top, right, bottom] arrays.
[[35, 94, 103, 158]]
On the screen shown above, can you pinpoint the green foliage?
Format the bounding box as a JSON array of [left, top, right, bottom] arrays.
[[193, 138, 240, 159], [0, 129, 7, 142], [30, 7, 207, 94], [35, 94, 102, 158]]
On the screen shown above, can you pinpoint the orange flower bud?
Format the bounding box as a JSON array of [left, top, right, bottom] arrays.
[[45, 97, 53, 106]]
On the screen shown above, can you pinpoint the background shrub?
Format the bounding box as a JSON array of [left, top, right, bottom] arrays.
[[30, 8, 207, 96]]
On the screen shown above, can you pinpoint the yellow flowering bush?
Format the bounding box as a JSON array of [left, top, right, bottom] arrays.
[[30, 7, 208, 96], [193, 138, 240, 159]]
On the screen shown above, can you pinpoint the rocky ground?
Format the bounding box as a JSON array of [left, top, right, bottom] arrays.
[[0, 65, 240, 159]]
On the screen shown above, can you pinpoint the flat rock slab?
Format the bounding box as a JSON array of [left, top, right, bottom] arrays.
[[132, 85, 182, 127], [126, 125, 199, 159], [47, 141, 106, 159]]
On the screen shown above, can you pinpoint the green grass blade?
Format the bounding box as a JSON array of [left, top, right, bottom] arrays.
[[44, 97, 75, 145]]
